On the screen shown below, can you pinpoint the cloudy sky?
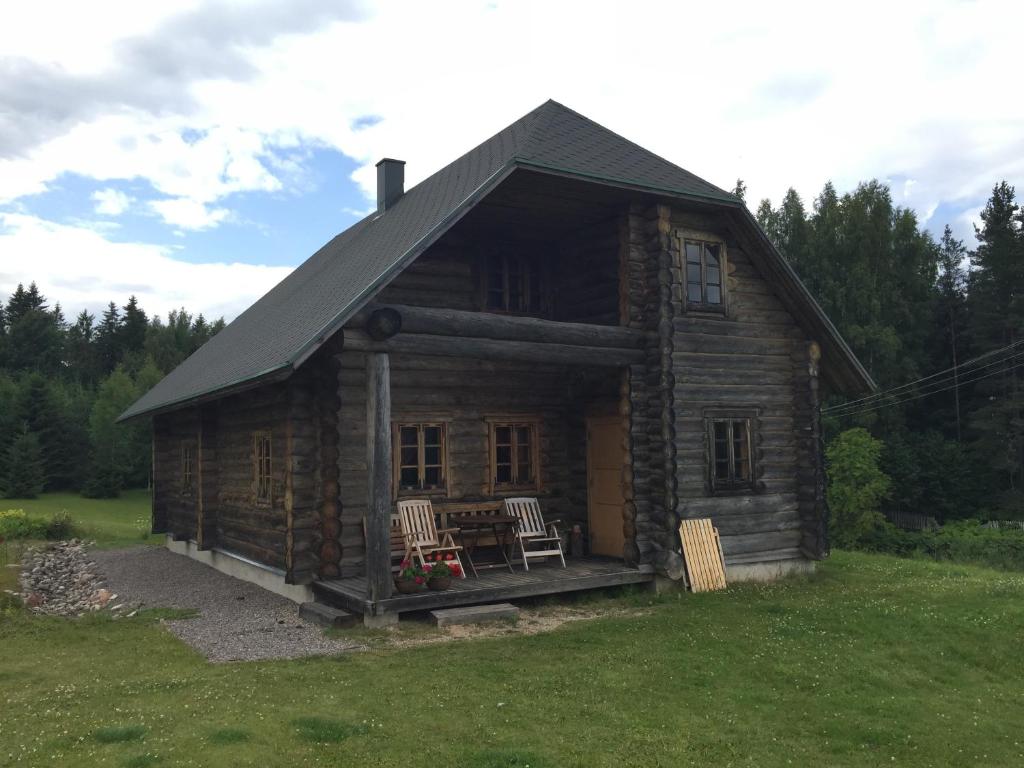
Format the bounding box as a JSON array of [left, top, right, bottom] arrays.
[[1, 0, 1021, 322]]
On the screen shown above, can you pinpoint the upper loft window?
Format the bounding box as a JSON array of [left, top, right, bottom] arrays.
[[682, 237, 726, 311], [484, 253, 543, 314]]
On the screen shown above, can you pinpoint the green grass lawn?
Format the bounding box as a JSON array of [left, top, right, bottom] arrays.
[[1, 551, 1022, 767], [3, 490, 159, 548]]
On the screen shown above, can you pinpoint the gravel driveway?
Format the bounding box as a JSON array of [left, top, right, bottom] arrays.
[[90, 547, 361, 663]]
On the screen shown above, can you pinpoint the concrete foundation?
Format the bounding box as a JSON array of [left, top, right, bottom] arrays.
[[726, 557, 816, 583], [362, 611, 400, 629], [165, 536, 314, 604]]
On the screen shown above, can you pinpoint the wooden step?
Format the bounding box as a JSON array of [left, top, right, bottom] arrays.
[[430, 603, 519, 627], [299, 602, 359, 629]]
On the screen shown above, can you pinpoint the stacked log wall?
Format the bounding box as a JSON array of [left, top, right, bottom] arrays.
[[669, 208, 814, 565], [153, 409, 199, 540], [196, 406, 219, 549], [335, 350, 590, 577], [213, 385, 289, 569], [374, 242, 479, 310], [285, 369, 321, 584], [554, 219, 620, 325], [622, 205, 669, 568]]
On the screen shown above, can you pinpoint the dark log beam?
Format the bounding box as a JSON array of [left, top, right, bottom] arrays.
[[341, 330, 644, 368], [365, 352, 394, 604], [351, 303, 647, 350]]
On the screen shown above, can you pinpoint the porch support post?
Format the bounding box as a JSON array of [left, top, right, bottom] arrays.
[[366, 351, 394, 603]]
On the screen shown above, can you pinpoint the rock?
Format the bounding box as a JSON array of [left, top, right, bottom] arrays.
[[17, 541, 113, 617]]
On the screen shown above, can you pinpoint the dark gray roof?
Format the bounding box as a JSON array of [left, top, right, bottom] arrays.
[[122, 100, 869, 420]]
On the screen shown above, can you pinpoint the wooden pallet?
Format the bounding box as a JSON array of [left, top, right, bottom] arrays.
[[678, 518, 727, 592]]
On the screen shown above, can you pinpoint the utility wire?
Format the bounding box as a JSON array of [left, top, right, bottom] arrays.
[[823, 336, 1024, 414], [824, 347, 1024, 416], [827, 358, 1024, 418]]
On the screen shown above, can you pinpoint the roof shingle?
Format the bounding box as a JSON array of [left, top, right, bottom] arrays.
[[121, 100, 867, 420]]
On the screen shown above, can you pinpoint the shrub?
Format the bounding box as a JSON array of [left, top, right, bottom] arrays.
[[0, 509, 76, 541], [826, 428, 891, 548], [856, 519, 1024, 572], [0, 509, 47, 540], [45, 510, 75, 540]]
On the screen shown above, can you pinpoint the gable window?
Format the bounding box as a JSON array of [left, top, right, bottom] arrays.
[[394, 423, 447, 495], [254, 431, 272, 503], [682, 237, 725, 310], [181, 444, 194, 494], [705, 412, 756, 492], [488, 419, 539, 492], [485, 253, 543, 314]]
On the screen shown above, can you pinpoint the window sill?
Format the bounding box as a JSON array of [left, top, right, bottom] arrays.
[[490, 485, 542, 496], [709, 485, 758, 497], [396, 489, 448, 499], [684, 304, 728, 317]]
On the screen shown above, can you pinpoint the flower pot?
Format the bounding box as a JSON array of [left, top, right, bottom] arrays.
[[427, 576, 452, 591], [394, 578, 423, 594]]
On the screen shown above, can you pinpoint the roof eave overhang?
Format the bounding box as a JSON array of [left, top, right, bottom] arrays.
[[116, 363, 293, 423], [126, 156, 873, 419], [287, 162, 521, 372]]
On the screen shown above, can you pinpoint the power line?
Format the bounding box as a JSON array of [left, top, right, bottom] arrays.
[[827, 358, 1024, 419], [824, 347, 1024, 417], [823, 337, 1024, 414]]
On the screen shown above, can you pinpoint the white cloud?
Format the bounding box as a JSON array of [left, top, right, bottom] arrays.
[[148, 197, 229, 230], [0, 0, 1022, 245], [0, 212, 291, 321], [91, 187, 133, 215]]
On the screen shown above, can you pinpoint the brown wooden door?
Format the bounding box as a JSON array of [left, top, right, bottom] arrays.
[[586, 415, 626, 558]]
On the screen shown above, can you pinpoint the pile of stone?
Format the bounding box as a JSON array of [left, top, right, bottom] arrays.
[[18, 540, 135, 617]]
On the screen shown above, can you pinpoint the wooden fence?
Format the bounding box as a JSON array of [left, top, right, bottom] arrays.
[[982, 520, 1024, 531], [884, 510, 939, 531]]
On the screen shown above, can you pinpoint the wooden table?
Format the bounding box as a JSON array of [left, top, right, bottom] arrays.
[[452, 514, 519, 577]]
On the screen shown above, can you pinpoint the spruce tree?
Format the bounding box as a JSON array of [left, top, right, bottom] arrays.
[[6, 307, 63, 374], [83, 368, 138, 497], [95, 301, 122, 374], [3, 428, 46, 499], [120, 295, 148, 358], [66, 310, 98, 385], [932, 226, 968, 440], [731, 178, 747, 204], [966, 182, 1024, 504]]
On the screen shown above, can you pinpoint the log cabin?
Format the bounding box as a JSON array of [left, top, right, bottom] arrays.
[[121, 100, 874, 624]]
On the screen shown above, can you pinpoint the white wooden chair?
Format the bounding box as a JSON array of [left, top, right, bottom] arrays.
[[504, 497, 566, 570], [396, 499, 466, 577]]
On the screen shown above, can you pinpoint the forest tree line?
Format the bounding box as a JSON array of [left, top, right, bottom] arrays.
[[3, 177, 1022, 522], [0, 283, 224, 498], [750, 179, 1024, 521]]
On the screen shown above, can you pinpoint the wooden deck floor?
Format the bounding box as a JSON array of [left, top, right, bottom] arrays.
[[313, 558, 655, 615]]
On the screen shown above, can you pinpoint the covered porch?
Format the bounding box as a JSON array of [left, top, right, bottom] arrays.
[[327, 299, 653, 620], [314, 558, 655, 616]]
